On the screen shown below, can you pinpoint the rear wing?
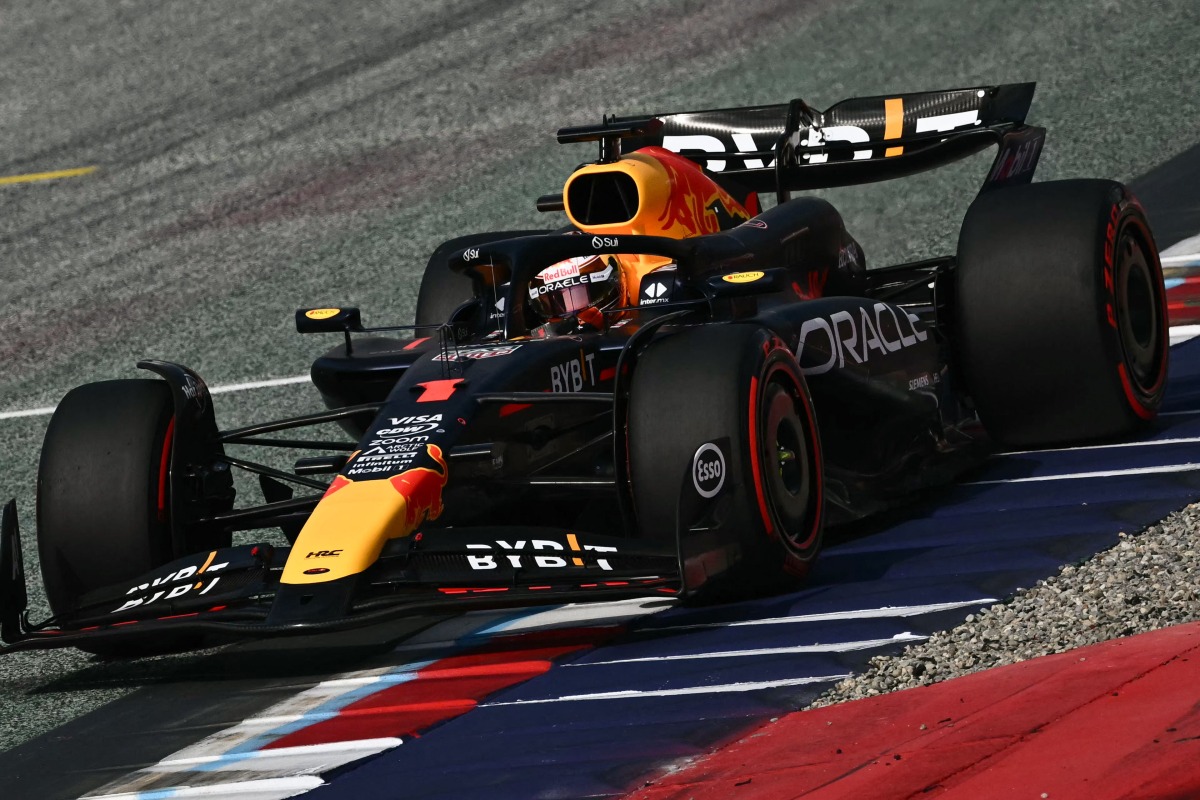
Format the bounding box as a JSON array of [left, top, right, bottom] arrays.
[[562, 83, 1044, 201]]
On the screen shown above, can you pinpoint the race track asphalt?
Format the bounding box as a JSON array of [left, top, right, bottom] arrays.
[[2, 0, 1199, 761]]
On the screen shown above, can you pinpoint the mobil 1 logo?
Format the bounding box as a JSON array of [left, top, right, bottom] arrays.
[[692, 439, 727, 498]]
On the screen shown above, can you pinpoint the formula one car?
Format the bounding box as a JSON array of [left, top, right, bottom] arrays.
[[0, 82, 1168, 655]]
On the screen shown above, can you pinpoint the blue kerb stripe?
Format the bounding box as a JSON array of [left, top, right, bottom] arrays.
[[470, 605, 567, 636]]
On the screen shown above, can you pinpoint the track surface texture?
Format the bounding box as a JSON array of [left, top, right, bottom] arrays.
[[2, 0, 1200, 784]]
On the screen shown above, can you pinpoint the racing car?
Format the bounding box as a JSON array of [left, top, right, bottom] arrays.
[[0, 82, 1168, 656]]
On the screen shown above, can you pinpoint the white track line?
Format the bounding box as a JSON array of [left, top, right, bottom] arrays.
[[84, 776, 325, 800], [482, 674, 852, 706], [567, 633, 927, 666], [0, 375, 310, 421], [997, 435, 1200, 456], [649, 599, 997, 633], [1161, 234, 1200, 261], [155, 738, 402, 770], [964, 462, 1200, 485], [1171, 325, 1200, 345]]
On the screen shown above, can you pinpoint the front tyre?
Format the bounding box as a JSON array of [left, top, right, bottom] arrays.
[[37, 380, 178, 620], [628, 325, 824, 600]]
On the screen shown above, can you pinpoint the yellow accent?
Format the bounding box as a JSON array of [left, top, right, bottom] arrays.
[[281, 479, 415, 584], [198, 550, 217, 574], [567, 533, 581, 551], [723, 270, 765, 284], [573, 558, 584, 566], [884, 98, 904, 157], [0, 166, 97, 186], [305, 308, 341, 320]]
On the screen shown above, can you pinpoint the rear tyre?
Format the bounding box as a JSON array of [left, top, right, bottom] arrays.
[[628, 325, 823, 600], [416, 230, 550, 327], [956, 180, 1167, 448]]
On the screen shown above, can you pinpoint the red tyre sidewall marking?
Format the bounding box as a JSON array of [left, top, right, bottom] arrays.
[[746, 373, 775, 541], [1109, 209, 1168, 417], [748, 350, 824, 560], [779, 358, 823, 555], [156, 416, 175, 524]]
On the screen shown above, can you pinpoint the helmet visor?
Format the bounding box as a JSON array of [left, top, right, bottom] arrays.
[[528, 256, 619, 320]]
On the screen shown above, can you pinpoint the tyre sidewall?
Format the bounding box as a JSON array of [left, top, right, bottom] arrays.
[[956, 180, 1167, 446], [628, 325, 823, 598], [37, 380, 175, 617]]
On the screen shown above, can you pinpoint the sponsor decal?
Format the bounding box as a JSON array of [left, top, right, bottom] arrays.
[[373, 423, 440, 437], [306, 549, 343, 558], [369, 416, 443, 438], [528, 264, 613, 300], [741, 219, 768, 229], [112, 553, 228, 613], [537, 257, 587, 283], [722, 270, 764, 284], [432, 344, 522, 362], [305, 308, 341, 320], [591, 235, 619, 249], [796, 303, 929, 375], [550, 350, 597, 393], [360, 445, 426, 458], [692, 442, 726, 498], [180, 372, 209, 411], [489, 294, 506, 320], [387, 414, 441, 426], [662, 133, 776, 173], [908, 373, 933, 391], [304, 567, 330, 575], [837, 244, 861, 272], [464, 533, 618, 571], [348, 450, 419, 475], [639, 266, 676, 306], [642, 279, 670, 302], [463, 247, 480, 261], [663, 102, 983, 171], [989, 137, 1042, 183]]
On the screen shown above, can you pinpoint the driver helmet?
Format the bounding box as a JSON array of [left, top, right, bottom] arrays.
[[527, 254, 622, 323]]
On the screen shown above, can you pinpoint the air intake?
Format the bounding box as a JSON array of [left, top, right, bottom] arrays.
[[566, 172, 640, 226]]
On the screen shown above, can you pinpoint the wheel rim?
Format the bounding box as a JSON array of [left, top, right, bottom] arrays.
[[760, 381, 816, 551], [1116, 229, 1164, 393]]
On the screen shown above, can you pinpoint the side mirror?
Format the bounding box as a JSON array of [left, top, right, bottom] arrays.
[[295, 307, 363, 333]]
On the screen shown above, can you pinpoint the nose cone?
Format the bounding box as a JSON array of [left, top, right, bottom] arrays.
[[281, 444, 448, 585]]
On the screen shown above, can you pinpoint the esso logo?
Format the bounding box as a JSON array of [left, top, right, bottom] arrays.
[[692, 442, 726, 498]]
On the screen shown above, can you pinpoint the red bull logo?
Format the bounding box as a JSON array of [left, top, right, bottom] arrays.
[[642, 147, 750, 238], [389, 444, 449, 529]]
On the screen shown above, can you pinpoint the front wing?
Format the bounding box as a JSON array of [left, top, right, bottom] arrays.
[[0, 501, 681, 654]]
